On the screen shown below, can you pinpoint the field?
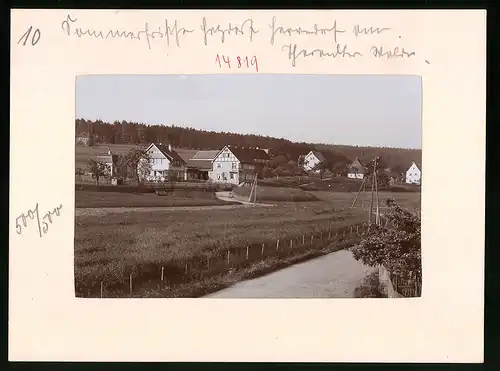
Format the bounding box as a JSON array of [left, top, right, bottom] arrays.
[[310, 191, 421, 211], [75, 190, 237, 208], [232, 185, 319, 202], [75, 202, 368, 297], [74, 188, 420, 297]]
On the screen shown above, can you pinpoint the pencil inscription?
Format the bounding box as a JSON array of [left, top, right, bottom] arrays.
[[16, 203, 63, 238]]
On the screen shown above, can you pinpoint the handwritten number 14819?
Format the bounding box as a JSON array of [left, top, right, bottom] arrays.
[[216, 54, 259, 72]]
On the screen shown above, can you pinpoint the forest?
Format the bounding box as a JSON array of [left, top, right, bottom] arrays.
[[76, 118, 422, 174]]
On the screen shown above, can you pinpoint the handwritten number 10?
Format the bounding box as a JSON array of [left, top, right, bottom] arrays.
[[18, 26, 41, 46]]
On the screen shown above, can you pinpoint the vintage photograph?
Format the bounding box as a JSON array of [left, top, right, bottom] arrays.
[[74, 74, 422, 299]]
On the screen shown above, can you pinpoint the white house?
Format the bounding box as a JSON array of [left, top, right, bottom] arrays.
[[143, 143, 187, 182], [301, 151, 326, 172], [347, 158, 366, 179], [211, 145, 270, 185], [405, 161, 421, 185]]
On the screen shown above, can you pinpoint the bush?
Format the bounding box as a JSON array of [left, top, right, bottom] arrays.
[[350, 198, 421, 279]]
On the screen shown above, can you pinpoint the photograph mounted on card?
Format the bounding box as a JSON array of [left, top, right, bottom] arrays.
[[74, 74, 422, 299], [10, 9, 485, 363]]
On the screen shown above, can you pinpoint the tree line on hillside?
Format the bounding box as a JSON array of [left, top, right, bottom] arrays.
[[76, 118, 422, 173]]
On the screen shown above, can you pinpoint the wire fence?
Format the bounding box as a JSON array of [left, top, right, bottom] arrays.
[[77, 222, 370, 298]]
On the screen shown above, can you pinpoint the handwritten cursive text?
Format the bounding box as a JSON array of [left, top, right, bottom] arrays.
[[61, 14, 194, 49], [371, 46, 415, 59], [16, 203, 63, 238], [353, 25, 391, 36], [270, 17, 345, 46], [201, 17, 258, 46], [282, 43, 362, 67]]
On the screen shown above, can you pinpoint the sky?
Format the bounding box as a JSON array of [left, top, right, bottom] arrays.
[[76, 74, 422, 149]]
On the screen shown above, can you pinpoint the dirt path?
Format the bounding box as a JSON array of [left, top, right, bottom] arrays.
[[215, 191, 275, 207], [205, 249, 375, 298]]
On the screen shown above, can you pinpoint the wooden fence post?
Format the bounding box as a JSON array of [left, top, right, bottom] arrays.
[[185, 262, 188, 274], [246, 246, 249, 260], [290, 239, 293, 249], [276, 239, 280, 250], [310, 235, 314, 244], [207, 257, 210, 271], [227, 250, 231, 264], [261, 243, 265, 256], [350, 226, 353, 235], [320, 231, 323, 240], [302, 235, 305, 245], [356, 225, 359, 235], [129, 273, 133, 296], [329, 231, 331, 239], [161, 266, 164, 286], [100, 281, 103, 298]]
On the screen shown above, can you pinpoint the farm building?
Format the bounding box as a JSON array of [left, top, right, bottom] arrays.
[[143, 143, 187, 181], [301, 151, 326, 172], [405, 161, 421, 185], [96, 151, 119, 178], [211, 145, 270, 185], [177, 149, 219, 181], [347, 158, 366, 179]]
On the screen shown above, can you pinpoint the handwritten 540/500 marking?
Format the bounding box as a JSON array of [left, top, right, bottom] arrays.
[[15, 203, 63, 239], [216, 55, 259, 72]]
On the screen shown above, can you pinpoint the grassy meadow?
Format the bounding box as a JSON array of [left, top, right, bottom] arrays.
[[232, 185, 319, 202], [74, 202, 368, 297], [75, 190, 236, 208]]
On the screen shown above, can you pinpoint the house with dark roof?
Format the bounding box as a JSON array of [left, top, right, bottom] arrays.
[[347, 158, 367, 179], [144, 143, 187, 181], [210, 145, 270, 185]]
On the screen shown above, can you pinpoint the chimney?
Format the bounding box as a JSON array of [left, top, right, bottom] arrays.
[[107, 150, 111, 155], [168, 143, 172, 152]]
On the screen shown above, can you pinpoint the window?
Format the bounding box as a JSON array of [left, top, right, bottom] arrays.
[[230, 173, 234, 179], [217, 163, 222, 168], [217, 174, 220, 180], [232, 162, 237, 169]]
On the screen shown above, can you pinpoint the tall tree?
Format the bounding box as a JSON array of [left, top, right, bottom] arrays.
[[124, 148, 152, 186], [87, 159, 110, 185]]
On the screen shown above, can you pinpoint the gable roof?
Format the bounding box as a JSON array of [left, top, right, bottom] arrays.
[[175, 149, 199, 163], [310, 151, 326, 162], [192, 150, 219, 160], [216, 145, 270, 164], [349, 158, 365, 169], [408, 161, 421, 171], [147, 143, 186, 165]]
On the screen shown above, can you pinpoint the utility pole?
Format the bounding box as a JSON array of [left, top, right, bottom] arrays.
[[374, 157, 380, 225], [368, 157, 377, 227], [350, 176, 367, 209]]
